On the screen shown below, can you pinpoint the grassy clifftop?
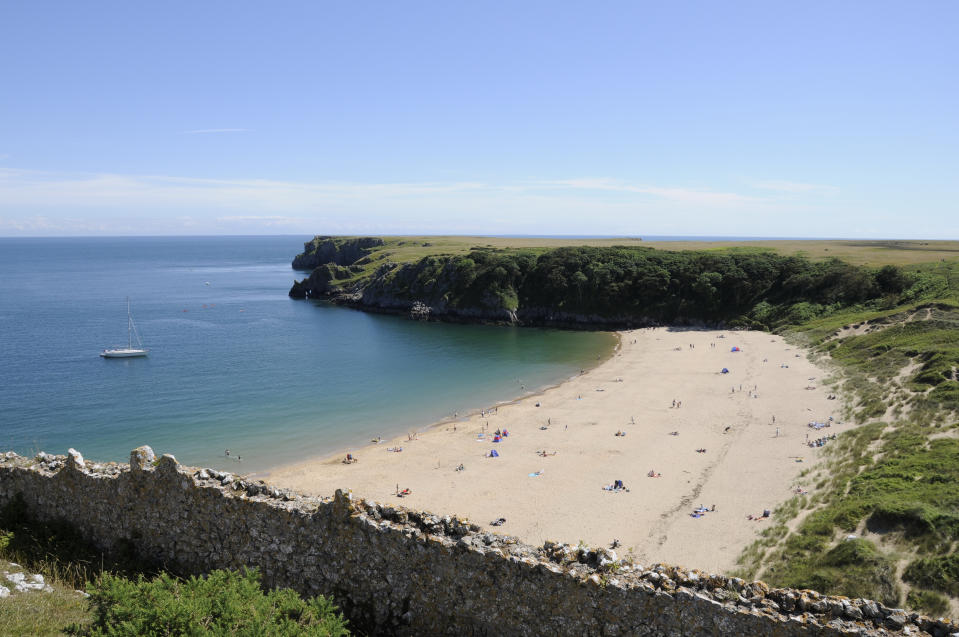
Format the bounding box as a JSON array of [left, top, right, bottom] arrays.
[[289, 236, 915, 328]]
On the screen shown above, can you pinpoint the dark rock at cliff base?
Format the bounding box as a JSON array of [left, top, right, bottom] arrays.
[[289, 263, 359, 298], [291, 236, 385, 270]]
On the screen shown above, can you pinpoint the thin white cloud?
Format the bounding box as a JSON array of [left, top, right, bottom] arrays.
[[181, 128, 251, 135], [0, 167, 849, 236], [216, 215, 307, 226], [750, 180, 839, 195], [541, 177, 760, 206]]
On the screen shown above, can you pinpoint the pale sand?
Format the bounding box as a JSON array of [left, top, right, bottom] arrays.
[[267, 327, 849, 573]]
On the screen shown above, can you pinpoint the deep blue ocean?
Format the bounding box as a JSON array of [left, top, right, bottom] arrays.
[[0, 236, 614, 473]]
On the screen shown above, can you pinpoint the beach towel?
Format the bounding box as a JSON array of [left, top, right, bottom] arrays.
[[528, 471, 543, 477]]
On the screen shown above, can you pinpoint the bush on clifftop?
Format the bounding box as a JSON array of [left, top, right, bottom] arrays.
[[75, 568, 348, 636]]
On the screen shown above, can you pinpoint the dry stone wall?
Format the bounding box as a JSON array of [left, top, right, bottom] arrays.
[[1, 447, 957, 637]]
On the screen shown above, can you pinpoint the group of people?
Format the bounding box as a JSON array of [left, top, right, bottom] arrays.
[[690, 504, 716, 519], [807, 433, 836, 448]]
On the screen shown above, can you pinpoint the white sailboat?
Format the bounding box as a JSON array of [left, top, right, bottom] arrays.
[[101, 298, 149, 358]]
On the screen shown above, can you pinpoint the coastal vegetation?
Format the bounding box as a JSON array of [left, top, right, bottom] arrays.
[[290, 237, 911, 327], [0, 496, 349, 635], [292, 236, 959, 617], [733, 263, 959, 617]]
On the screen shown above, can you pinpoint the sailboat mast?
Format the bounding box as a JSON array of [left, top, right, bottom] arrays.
[[127, 297, 132, 349]]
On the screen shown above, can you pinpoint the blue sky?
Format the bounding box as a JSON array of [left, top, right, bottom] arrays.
[[1, 2, 956, 237]]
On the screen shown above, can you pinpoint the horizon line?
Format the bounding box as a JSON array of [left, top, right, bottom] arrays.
[[0, 233, 955, 241]]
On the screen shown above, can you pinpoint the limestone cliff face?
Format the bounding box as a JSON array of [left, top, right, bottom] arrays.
[[291, 236, 384, 271], [289, 263, 358, 298]]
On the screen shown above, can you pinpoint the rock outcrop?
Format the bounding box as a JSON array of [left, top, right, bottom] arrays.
[[291, 236, 384, 271]]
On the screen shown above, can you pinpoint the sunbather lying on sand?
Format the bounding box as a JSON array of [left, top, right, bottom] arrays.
[[603, 479, 629, 492]]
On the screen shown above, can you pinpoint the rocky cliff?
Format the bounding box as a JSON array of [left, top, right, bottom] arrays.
[[291, 236, 385, 271], [290, 242, 897, 330]]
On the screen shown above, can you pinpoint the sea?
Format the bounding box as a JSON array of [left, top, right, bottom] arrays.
[[0, 236, 616, 473]]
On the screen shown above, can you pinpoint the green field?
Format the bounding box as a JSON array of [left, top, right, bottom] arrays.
[[309, 236, 959, 268]]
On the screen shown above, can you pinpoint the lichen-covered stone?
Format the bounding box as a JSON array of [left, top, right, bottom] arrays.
[[129, 445, 155, 471]]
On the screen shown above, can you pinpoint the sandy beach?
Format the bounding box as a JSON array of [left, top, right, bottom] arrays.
[[267, 327, 848, 573]]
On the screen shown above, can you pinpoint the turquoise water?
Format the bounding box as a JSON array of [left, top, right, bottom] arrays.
[[0, 237, 615, 473]]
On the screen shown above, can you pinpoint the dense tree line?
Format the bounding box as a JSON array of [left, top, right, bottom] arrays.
[[361, 246, 908, 327]]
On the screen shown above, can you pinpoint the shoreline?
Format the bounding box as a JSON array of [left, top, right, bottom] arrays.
[[259, 331, 622, 480], [267, 327, 847, 573]]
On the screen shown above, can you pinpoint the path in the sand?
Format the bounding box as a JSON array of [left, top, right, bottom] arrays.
[[267, 327, 850, 573]]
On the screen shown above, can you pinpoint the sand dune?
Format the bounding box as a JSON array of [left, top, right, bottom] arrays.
[[267, 327, 847, 573]]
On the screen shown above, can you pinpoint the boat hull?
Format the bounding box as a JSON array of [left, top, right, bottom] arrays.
[[100, 349, 149, 358]]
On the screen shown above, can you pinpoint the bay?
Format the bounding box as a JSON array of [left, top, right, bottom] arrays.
[[0, 236, 615, 473]]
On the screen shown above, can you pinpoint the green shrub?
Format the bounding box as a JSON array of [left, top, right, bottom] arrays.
[[906, 589, 950, 616], [904, 554, 959, 597], [77, 568, 348, 636]]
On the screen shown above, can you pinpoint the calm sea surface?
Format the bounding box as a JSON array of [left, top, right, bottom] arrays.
[[0, 236, 615, 473]]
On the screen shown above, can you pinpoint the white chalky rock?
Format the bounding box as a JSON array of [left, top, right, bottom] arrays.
[[67, 448, 85, 471], [0, 585, 10, 598]]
